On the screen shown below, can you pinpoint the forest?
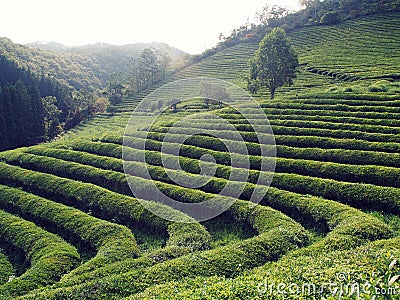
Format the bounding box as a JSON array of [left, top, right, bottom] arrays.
[[0, 39, 188, 150]]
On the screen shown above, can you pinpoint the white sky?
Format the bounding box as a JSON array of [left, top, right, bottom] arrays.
[[0, 0, 301, 54]]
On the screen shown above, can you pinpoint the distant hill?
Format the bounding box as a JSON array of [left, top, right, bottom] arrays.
[[0, 37, 189, 150], [26, 41, 189, 80], [1, 38, 189, 93], [25, 41, 69, 51]]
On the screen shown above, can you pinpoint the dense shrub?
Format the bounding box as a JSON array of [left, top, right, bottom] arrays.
[[8, 145, 400, 218], [113, 132, 400, 169], [27, 142, 400, 189], [154, 120, 400, 143], [320, 11, 342, 25], [58, 246, 192, 288], [0, 184, 139, 277], [134, 237, 400, 299], [20, 201, 309, 299], [0, 209, 80, 297], [20, 188, 392, 299], [0, 251, 13, 285], [0, 162, 211, 254]]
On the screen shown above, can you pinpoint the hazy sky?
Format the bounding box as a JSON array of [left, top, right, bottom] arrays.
[[0, 0, 301, 54]]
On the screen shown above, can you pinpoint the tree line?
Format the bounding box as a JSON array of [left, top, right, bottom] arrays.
[[129, 48, 170, 93], [104, 47, 171, 105], [0, 58, 109, 151]]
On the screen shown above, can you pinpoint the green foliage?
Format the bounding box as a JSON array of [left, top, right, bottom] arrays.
[[20, 202, 308, 299], [320, 11, 342, 25], [117, 134, 400, 213], [0, 209, 79, 297], [0, 161, 210, 249], [0, 250, 13, 286], [41, 96, 62, 140], [360, 252, 400, 299], [134, 238, 400, 299], [0, 11, 399, 300], [129, 48, 170, 93], [248, 28, 299, 99], [368, 80, 398, 93], [104, 81, 125, 105], [0, 80, 45, 150], [0, 184, 139, 277]]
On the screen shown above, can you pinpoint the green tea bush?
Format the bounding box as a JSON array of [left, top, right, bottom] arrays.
[[149, 121, 400, 154], [134, 237, 400, 300], [0, 162, 211, 254], [259, 102, 400, 113], [57, 246, 192, 287], [20, 202, 308, 299], [225, 114, 400, 129], [0, 209, 80, 297], [0, 184, 140, 277], [0, 250, 13, 285], [9, 145, 400, 220], [153, 121, 400, 143], [114, 132, 400, 169], [369, 80, 391, 92], [27, 143, 400, 189]]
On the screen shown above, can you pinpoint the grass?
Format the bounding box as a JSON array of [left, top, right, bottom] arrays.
[[0, 12, 399, 299]]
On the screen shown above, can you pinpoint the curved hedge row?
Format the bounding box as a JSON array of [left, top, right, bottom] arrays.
[[268, 119, 400, 135], [26, 143, 400, 188], [26, 147, 123, 172], [7, 146, 400, 215], [0, 209, 80, 297], [260, 102, 400, 113], [0, 162, 211, 254], [276, 144, 400, 168], [286, 97, 400, 107], [128, 121, 400, 153], [275, 135, 400, 153], [58, 246, 192, 288], [107, 132, 400, 171], [20, 187, 392, 299], [220, 107, 400, 121], [124, 139, 400, 213], [156, 121, 400, 143], [0, 184, 140, 278], [0, 251, 13, 286], [133, 237, 400, 299], [120, 132, 400, 168], [56, 198, 306, 288], [223, 114, 400, 129], [20, 201, 309, 299], [142, 126, 400, 165], [26, 140, 400, 192], [295, 93, 400, 101], [165, 115, 400, 135], [143, 127, 400, 162]]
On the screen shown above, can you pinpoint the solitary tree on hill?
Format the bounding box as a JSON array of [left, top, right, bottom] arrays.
[[247, 28, 298, 99]]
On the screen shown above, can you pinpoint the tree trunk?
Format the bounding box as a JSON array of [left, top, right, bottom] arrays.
[[270, 89, 275, 100]]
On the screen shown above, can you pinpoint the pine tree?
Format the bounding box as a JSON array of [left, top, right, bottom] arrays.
[[0, 87, 9, 150]]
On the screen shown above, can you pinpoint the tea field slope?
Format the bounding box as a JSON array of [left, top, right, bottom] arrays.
[[0, 12, 399, 299]]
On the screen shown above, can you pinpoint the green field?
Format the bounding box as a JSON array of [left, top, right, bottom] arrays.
[[0, 13, 399, 299]]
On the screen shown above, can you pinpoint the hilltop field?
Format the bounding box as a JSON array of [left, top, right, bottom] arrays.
[[0, 12, 399, 299]]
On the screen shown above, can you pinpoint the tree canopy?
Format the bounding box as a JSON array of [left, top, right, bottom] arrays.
[[247, 28, 298, 99]]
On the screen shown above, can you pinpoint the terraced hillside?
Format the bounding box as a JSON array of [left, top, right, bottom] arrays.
[[0, 13, 399, 299]]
